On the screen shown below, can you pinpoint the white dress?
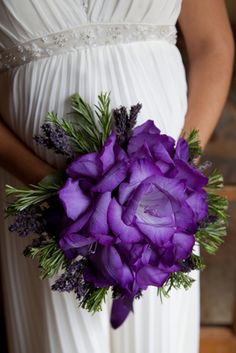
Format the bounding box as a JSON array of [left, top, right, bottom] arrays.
[[0, 1, 200, 353]]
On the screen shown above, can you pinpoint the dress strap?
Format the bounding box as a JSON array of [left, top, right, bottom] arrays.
[[0, 23, 177, 73]]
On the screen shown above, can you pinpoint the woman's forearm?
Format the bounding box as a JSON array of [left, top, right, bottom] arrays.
[[179, 0, 235, 150], [182, 41, 235, 149], [0, 119, 55, 185]]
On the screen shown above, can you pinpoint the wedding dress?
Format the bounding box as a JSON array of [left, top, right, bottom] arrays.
[[0, 1, 200, 352]]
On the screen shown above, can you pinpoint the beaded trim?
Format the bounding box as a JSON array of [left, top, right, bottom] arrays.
[[0, 23, 177, 73]]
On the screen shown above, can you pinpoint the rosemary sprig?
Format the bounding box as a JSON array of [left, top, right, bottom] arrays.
[[184, 129, 202, 161], [158, 272, 195, 301], [46, 112, 97, 153], [94, 92, 113, 144], [196, 219, 227, 254], [5, 184, 58, 216], [206, 170, 224, 189], [27, 238, 68, 279], [82, 286, 108, 313], [71, 93, 102, 148]]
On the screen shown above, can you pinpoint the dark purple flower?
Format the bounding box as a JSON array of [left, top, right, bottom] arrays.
[[57, 120, 209, 328]]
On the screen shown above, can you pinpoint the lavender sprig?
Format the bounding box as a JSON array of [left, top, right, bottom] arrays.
[[9, 206, 46, 237], [34, 123, 74, 157], [52, 261, 87, 300], [113, 103, 142, 147]]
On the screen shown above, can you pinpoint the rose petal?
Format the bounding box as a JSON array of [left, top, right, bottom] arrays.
[[128, 120, 161, 155], [111, 297, 134, 329], [93, 234, 116, 246], [59, 178, 90, 221], [175, 159, 208, 190], [66, 152, 102, 179], [91, 161, 129, 193], [88, 192, 111, 235], [175, 138, 189, 161], [118, 159, 161, 205], [108, 199, 143, 242], [122, 183, 151, 225], [59, 233, 94, 250], [136, 265, 170, 289], [99, 133, 116, 173], [172, 232, 195, 260], [136, 221, 175, 246], [186, 190, 208, 222]]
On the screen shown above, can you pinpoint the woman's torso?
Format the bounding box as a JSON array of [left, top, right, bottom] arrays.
[[0, 0, 187, 166]]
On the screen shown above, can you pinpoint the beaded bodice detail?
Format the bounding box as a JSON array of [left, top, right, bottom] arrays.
[[0, 23, 177, 73]]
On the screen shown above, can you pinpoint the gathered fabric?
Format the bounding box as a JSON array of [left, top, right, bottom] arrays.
[[0, 1, 200, 353]]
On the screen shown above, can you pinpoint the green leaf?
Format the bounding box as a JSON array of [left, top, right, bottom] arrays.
[[94, 92, 113, 144], [206, 170, 224, 189], [5, 182, 60, 216], [82, 286, 108, 313], [27, 239, 68, 279], [158, 272, 195, 301], [196, 219, 227, 254], [184, 129, 202, 161]]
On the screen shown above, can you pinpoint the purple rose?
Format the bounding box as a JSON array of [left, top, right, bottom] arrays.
[[57, 121, 208, 328]]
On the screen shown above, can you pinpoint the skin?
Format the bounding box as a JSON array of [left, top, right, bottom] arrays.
[[0, 0, 234, 185]]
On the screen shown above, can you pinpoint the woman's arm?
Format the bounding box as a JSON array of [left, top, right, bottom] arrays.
[[0, 118, 55, 185], [178, 0, 235, 149]]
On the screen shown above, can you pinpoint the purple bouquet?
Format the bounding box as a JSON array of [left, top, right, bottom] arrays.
[[6, 93, 227, 328]]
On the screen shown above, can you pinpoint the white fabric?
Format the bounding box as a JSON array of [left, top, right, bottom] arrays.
[[0, 1, 200, 353]]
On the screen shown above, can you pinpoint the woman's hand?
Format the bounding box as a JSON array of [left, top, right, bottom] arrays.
[[0, 119, 55, 185], [179, 0, 235, 149]]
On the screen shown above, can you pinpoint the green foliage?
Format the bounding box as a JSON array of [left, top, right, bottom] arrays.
[[26, 239, 68, 279], [5, 183, 59, 216], [158, 272, 195, 301], [207, 170, 224, 189], [94, 92, 113, 144], [196, 219, 227, 255], [190, 253, 206, 271], [82, 286, 108, 313], [185, 129, 202, 161], [46, 92, 113, 154]]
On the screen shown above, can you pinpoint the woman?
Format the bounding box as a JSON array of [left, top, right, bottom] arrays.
[[0, 1, 234, 353]]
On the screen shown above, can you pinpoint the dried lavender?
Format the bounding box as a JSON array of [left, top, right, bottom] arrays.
[[113, 103, 142, 147], [9, 207, 46, 237], [23, 235, 47, 257], [34, 123, 73, 157], [198, 161, 213, 172], [52, 261, 87, 300]]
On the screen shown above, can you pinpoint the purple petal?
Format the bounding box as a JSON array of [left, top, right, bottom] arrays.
[[175, 138, 189, 161], [132, 120, 160, 137], [66, 152, 102, 179], [172, 232, 195, 260], [128, 121, 161, 155], [91, 161, 129, 193], [111, 297, 134, 329], [58, 178, 90, 221], [123, 183, 151, 225], [152, 142, 174, 165], [99, 133, 116, 173], [92, 234, 116, 246], [88, 192, 111, 235], [136, 221, 175, 246], [108, 199, 143, 243], [60, 208, 93, 237], [186, 190, 208, 222], [175, 159, 208, 190], [136, 265, 170, 289], [101, 247, 133, 289], [59, 233, 94, 251], [118, 159, 161, 205]]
